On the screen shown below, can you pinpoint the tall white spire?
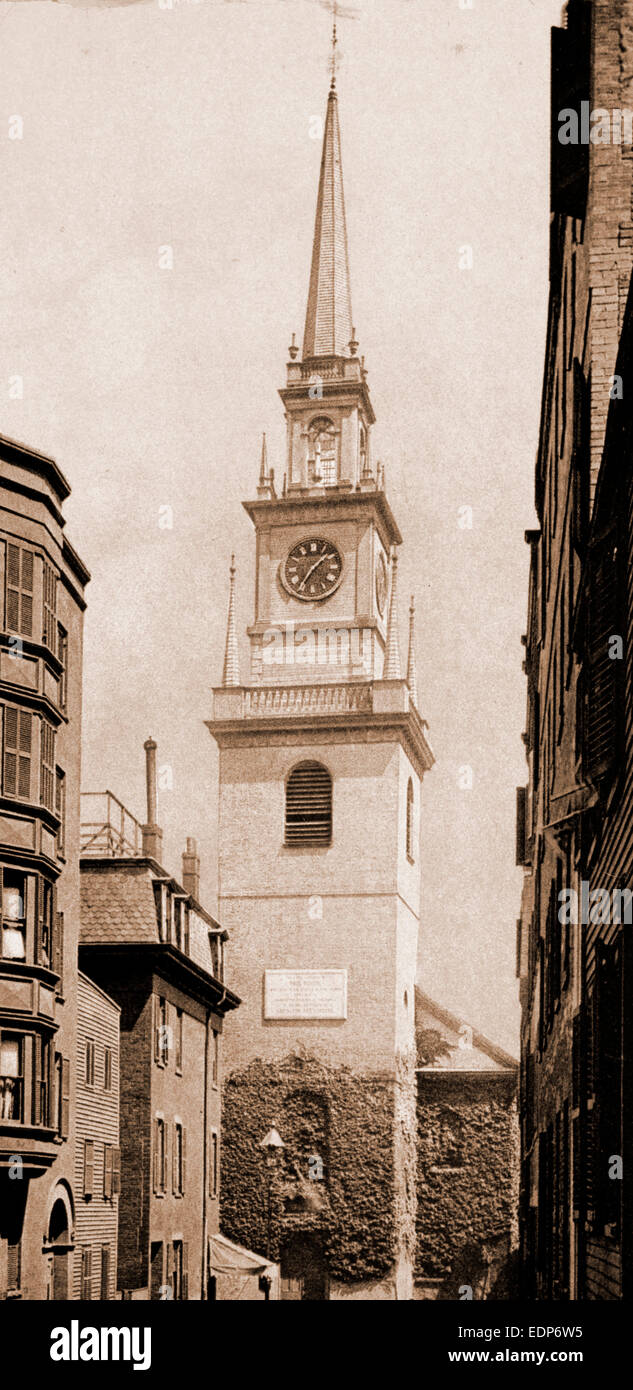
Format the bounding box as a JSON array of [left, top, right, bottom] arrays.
[[383, 547, 402, 680], [222, 554, 240, 688], [302, 73, 354, 360]]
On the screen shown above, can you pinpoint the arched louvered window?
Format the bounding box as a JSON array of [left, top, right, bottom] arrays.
[[406, 778, 415, 861], [310, 417, 338, 487], [285, 762, 332, 847]]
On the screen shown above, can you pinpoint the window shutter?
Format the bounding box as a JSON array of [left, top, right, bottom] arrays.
[[181, 1128, 187, 1196], [285, 762, 332, 846], [40, 720, 55, 811], [7, 1240, 21, 1293], [538, 937, 545, 1055], [81, 1247, 93, 1301], [84, 1139, 94, 1196], [18, 710, 32, 800], [20, 549, 33, 636], [3, 705, 18, 797], [586, 538, 621, 779], [182, 1242, 189, 1301], [104, 1144, 113, 1200], [153, 1120, 159, 1193], [153, 996, 160, 1063], [166, 1242, 175, 1298], [571, 360, 590, 552], [53, 911, 64, 993], [515, 786, 527, 866], [60, 1057, 70, 1138], [597, 941, 623, 1229], [172, 1127, 178, 1195], [47, 1040, 55, 1130], [101, 1246, 111, 1301], [6, 544, 20, 632], [585, 990, 598, 1221], [5, 545, 33, 637], [42, 563, 57, 649], [112, 1147, 121, 1197]]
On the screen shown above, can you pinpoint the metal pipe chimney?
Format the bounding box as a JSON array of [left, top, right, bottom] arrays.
[[142, 736, 163, 862]]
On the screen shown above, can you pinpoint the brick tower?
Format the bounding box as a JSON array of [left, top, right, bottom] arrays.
[[207, 66, 433, 1300]]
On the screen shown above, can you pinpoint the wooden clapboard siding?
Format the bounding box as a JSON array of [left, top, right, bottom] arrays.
[[73, 972, 120, 1299]]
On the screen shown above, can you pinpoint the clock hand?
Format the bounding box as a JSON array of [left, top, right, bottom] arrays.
[[298, 552, 335, 589]]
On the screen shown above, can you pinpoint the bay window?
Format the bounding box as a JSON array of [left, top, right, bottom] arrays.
[[1, 870, 26, 960], [0, 1033, 23, 1121]]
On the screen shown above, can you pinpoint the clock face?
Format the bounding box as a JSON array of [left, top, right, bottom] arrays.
[[281, 538, 343, 602], [375, 551, 388, 617]]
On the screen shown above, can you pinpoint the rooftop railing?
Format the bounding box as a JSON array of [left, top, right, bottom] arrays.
[[80, 790, 142, 858]]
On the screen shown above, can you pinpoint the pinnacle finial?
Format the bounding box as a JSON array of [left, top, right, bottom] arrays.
[[407, 595, 418, 706], [302, 9, 353, 361], [330, 2, 338, 90], [259, 433, 268, 485], [383, 546, 402, 680], [222, 554, 240, 688]]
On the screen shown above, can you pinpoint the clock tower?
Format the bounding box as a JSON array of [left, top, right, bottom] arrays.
[[207, 67, 434, 1301]]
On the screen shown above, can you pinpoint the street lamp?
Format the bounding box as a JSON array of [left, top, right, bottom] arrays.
[[259, 1126, 285, 1277]]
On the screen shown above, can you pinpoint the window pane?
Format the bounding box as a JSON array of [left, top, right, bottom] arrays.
[[1, 925, 25, 959], [0, 1037, 21, 1076], [0, 1036, 22, 1120]]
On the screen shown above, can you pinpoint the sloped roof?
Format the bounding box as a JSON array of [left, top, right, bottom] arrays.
[[80, 857, 224, 984], [80, 860, 160, 945], [415, 987, 517, 1073]]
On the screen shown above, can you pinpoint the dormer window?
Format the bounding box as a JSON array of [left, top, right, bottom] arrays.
[[173, 896, 190, 954], [310, 418, 337, 487], [153, 882, 170, 943]]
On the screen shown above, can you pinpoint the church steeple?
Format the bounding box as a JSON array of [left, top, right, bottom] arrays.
[[280, 67, 375, 497], [302, 81, 355, 362]]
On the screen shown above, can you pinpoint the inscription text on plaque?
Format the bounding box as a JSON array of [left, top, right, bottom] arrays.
[[264, 969, 348, 1020]]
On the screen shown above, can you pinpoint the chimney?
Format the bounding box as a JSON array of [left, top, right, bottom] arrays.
[[182, 837, 200, 901], [142, 737, 163, 861]]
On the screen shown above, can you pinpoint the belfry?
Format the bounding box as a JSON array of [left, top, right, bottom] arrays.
[[206, 53, 433, 1300]]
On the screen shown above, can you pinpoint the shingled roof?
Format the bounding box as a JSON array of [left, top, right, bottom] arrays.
[[80, 860, 160, 946]]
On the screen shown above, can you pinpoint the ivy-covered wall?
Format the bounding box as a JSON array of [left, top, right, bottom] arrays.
[[415, 1075, 519, 1298], [221, 1051, 411, 1285]]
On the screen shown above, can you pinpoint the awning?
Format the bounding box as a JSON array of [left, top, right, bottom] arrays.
[[209, 1233, 275, 1276]]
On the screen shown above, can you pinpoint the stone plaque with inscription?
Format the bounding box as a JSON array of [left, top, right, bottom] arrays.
[[264, 969, 347, 1020]]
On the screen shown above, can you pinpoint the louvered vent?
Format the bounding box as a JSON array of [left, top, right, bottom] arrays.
[[285, 762, 332, 846]]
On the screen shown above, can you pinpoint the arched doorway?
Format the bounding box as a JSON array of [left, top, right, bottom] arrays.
[[44, 1185, 74, 1300], [280, 1236, 328, 1301]]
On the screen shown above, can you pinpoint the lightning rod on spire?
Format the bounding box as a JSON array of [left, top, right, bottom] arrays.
[[330, 1, 338, 90]]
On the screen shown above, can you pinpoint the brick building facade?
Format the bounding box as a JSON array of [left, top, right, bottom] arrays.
[[517, 0, 633, 1300], [1, 431, 89, 1300], [79, 746, 240, 1300]]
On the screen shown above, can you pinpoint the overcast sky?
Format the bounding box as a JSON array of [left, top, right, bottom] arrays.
[[1, 0, 563, 1051]]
